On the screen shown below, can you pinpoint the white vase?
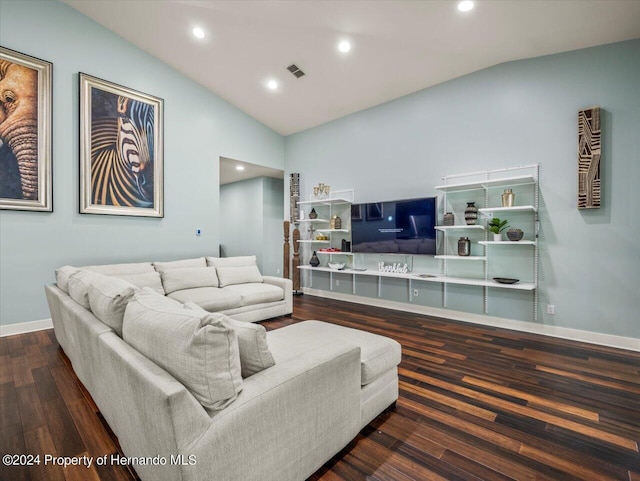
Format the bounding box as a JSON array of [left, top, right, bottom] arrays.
[[493, 233, 502, 242]]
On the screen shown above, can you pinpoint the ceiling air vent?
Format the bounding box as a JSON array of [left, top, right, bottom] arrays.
[[286, 64, 305, 78]]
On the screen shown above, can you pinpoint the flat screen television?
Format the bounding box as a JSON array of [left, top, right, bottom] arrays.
[[351, 197, 437, 255]]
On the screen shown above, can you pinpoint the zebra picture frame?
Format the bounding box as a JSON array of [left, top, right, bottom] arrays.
[[0, 46, 53, 212], [79, 73, 164, 217]]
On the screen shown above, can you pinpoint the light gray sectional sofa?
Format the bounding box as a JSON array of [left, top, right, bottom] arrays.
[[45, 256, 401, 481]]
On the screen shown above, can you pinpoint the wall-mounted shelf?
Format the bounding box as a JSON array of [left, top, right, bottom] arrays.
[[298, 218, 330, 223], [298, 198, 352, 206], [316, 229, 349, 233], [478, 205, 536, 214], [298, 240, 330, 244], [316, 251, 354, 256], [435, 174, 536, 193], [479, 240, 536, 246], [435, 225, 485, 231], [434, 255, 487, 261]]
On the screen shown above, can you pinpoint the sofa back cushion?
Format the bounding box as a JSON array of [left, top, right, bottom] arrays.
[[184, 303, 275, 378], [206, 255, 257, 268], [216, 265, 263, 287], [154, 257, 206, 272], [123, 289, 243, 411], [83, 262, 155, 276], [55, 265, 79, 293], [87, 275, 137, 336], [113, 272, 165, 295], [160, 266, 219, 294]]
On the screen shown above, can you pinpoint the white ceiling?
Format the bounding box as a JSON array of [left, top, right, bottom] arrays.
[[64, 0, 640, 136]]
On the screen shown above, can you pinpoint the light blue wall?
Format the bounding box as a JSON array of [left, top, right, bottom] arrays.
[[0, 0, 284, 327], [286, 39, 640, 339], [220, 177, 284, 276]]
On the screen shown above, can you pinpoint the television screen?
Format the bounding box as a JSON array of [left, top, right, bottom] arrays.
[[351, 197, 437, 255]]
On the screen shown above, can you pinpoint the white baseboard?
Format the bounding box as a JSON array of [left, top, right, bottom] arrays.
[[0, 318, 53, 337], [303, 288, 640, 352]]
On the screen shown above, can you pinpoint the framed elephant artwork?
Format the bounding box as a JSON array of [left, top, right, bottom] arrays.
[[79, 73, 164, 217], [0, 47, 52, 212]]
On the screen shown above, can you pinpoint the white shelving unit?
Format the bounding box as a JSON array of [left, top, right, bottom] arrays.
[[436, 164, 540, 319], [297, 189, 354, 275]]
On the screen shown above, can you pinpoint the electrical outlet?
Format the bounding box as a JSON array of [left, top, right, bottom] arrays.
[[336, 280, 340, 287], [276, 269, 280, 275], [547, 304, 555, 315], [413, 289, 419, 297]]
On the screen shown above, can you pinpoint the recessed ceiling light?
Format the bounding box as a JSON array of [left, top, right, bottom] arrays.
[[266, 79, 279, 90], [236, 165, 245, 171], [457, 1, 474, 12], [192, 27, 205, 39], [338, 40, 351, 53]]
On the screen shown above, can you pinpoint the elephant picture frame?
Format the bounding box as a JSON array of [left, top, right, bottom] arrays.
[[0, 46, 52, 212], [79, 73, 164, 217]]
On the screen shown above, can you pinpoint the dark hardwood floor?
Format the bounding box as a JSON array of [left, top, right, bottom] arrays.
[[1, 295, 639, 480]]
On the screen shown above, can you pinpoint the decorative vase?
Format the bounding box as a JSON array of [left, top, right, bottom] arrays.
[[330, 215, 342, 229], [502, 189, 515, 207], [458, 237, 471, 256], [443, 212, 455, 226], [493, 233, 502, 242], [309, 251, 320, 267], [464, 202, 478, 225], [309, 208, 318, 220], [506, 228, 524, 241]]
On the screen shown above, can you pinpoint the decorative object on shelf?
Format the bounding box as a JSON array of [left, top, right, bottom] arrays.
[[292, 228, 301, 293], [316, 233, 329, 241], [501, 189, 515, 207], [341, 239, 351, 252], [80, 73, 164, 217], [283, 221, 290, 279], [309, 251, 320, 267], [289, 173, 300, 222], [312, 182, 331, 200], [578, 106, 601, 209], [309, 208, 318, 219], [378, 262, 409, 274], [493, 277, 520, 284], [506, 228, 524, 241], [328, 262, 345, 270], [443, 212, 455, 226], [0, 47, 52, 212], [457, 237, 471, 256], [464, 202, 478, 225], [488, 217, 509, 241], [330, 215, 342, 229]]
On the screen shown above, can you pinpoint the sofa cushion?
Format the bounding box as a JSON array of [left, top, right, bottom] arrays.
[[267, 320, 402, 385], [67, 270, 102, 309], [184, 303, 276, 378], [154, 257, 206, 272], [160, 267, 219, 294], [87, 275, 137, 336], [83, 262, 155, 276], [123, 289, 243, 411], [113, 272, 165, 294], [216, 265, 263, 288], [206, 255, 257, 268], [167, 287, 243, 312], [55, 265, 78, 293], [223, 283, 283, 305]]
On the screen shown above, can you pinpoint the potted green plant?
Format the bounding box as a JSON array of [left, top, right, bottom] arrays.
[[488, 217, 509, 241]]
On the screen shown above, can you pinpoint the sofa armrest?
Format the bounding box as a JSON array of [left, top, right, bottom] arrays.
[[262, 275, 293, 313], [185, 343, 361, 481]]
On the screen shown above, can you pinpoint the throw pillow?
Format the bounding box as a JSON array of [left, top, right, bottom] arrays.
[[183, 303, 275, 378], [87, 275, 137, 336], [216, 265, 263, 288], [55, 265, 78, 293], [67, 270, 102, 309], [123, 289, 243, 411], [160, 266, 219, 294]]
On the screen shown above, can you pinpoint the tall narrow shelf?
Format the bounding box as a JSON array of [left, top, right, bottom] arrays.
[[435, 164, 540, 320]]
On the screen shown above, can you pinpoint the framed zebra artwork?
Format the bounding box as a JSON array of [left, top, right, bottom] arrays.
[[79, 73, 164, 217], [0, 46, 52, 212]]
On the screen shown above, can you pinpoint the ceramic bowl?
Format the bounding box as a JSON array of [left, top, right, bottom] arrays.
[[328, 262, 345, 270], [506, 228, 524, 241]]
